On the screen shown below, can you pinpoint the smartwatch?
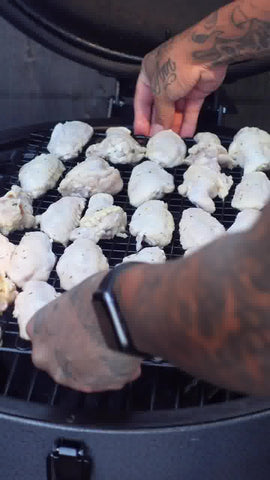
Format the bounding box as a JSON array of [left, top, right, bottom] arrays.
[[93, 262, 149, 358]]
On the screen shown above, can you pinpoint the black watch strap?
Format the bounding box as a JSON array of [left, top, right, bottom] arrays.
[[93, 262, 149, 358]]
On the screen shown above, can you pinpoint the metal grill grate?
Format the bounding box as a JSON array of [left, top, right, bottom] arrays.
[[0, 128, 244, 412]]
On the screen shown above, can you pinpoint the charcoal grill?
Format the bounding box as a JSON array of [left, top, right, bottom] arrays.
[[0, 2, 270, 479]]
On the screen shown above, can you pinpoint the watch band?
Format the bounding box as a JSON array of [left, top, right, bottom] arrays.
[[93, 262, 149, 358]]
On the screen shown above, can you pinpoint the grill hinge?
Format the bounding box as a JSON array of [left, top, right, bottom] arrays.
[[47, 439, 92, 480]]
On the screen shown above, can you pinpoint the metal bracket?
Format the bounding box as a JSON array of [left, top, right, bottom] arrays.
[[47, 439, 92, 480]]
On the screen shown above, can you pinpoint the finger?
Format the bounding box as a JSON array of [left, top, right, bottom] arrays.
[[150, 96, 175, 136], [134, 72, 153, 136], [180, 97, 205, 138], [171, 98, 185, 134], [150, 105, 164, 136]]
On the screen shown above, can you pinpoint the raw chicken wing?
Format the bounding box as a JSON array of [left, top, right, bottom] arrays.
[[86, 127, 145, 164], [0, 185, 35, 236], [179, 208, 225, 253], [146, 130, 186, 168], [56, 238, 109, 290], [47, 121, 93, 160], [36, 197, 85, 245], [0, 274, 17, 314], [0, 234, 15, 274], [122, 246, 166, 264], [186, 132, 234, 169], [7, 232, 56, 288], [130, 200, 175, 251], [228, 127, 270, 174], [231, 172, 270, 210], [128, 161, 174, 207], [19, 153, 65, 198], [227, 209, 261, 234], [178, 165, 233, 213], [58, 157, 123, 198], [13, 281, 60, 340], [70, 193, 126, 243]]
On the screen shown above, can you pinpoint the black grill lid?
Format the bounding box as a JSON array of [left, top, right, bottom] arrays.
[[1, 0, 270, 80]]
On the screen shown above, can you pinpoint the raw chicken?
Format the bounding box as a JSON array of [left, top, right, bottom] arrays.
[[86, 127, 145, 164], [0, 273, 17, 314], [19, 153, 65, 199], [58, 156, 123, 198], [36, 197, 85, 245], [47, 121, 93, 160], [231, 172, 270, 210], [13, 281, 60, 340], [228, 127, 270, 173], [0, 185, 35, 236], [130, 200, 175, 251], [146, 130, 186, 168], [0, 234, 15, 274], [179, 208, 225, 252], [70, 193, 126, 243], [7, 232, 56, 288], [186, 132, 234, 169], [227, 209, 261, 234], [122, 247, 166, 264], [56, 238, 109, 290], [178, 165, 233, 213], [128, 161, 174, 207]]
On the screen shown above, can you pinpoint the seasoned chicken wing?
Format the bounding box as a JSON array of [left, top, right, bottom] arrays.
[[36, 197, 85, 245], [130, 200, 175, 251], [178, 165, 233, 213], [146, 130, 186, 168], [179, 208, 225, 253], [122, 246, 166, 264], [227, 209, 261, 234], [0, 234, 15, 274], [47, 121, 93, 160], [186, 132, 234, 169], [0, 273, 17, 314], [13, 281, 60, 340], [231, 172, 270, 210], [128, 161, 174, 207], [228, 127, 270, 174], [70, 193, 126, 243], [19, 153, 65, 198], [86, 127, 145, 164], [7, 232, 56, 288], [0, 185, 35, 236], [56, 238, 109, 290], [58, 157, 123, 198]]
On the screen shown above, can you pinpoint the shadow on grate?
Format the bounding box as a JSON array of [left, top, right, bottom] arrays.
[[0, 127, 245, 411]]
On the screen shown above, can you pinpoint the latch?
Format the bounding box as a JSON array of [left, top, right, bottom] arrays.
[[47, 439, 92, 480]]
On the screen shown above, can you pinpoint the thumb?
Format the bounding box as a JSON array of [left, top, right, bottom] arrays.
[[180, 97, 205, 138]]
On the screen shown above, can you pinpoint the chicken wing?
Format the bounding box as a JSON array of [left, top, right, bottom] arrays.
[[178, 165, 233, 213], [13, 281, 60, 340], [0, 234, 15, 274], [146, 130, 186, 168], [227, 209, 261, 234], [70, 193, 126, 243], [128, 161, 174, 207], [122, 246, 166, 264], [130, 200, 175, 251], [56, 238, 109, 290], [36, 197, 85, 245], [0, 273, 17, 314], [186, 132, 234, 169], [58, 156, 123, 198], [0, 185, 35, 236], [19, 153, 65, 199], [86, 127, 145, 164], [228, 127, 270, 174], [7, 232, 56, 288], [47, 121, 93, 160], [179, 208, 225, 253], [231, 172, 270, 210]]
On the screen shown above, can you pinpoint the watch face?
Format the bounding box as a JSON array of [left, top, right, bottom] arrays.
[[93, 291, 121, 352]]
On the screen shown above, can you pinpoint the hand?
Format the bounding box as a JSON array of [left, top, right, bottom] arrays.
[[134, 33, 227, 137], [26, 272, 141, 393]]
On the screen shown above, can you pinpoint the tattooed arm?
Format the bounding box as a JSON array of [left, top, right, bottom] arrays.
[[134, 0, 270, 136], [115, 203, 270, 396]]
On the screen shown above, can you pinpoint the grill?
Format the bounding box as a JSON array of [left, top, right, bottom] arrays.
[[0, 125, 249, 419]]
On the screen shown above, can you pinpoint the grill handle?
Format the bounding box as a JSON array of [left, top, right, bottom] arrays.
[[47, 439, 92, 480]]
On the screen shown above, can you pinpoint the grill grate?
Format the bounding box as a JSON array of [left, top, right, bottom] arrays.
[[0, 128, 244, 412]]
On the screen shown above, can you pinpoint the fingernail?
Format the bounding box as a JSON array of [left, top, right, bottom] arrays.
[[150, 124, 164, 136]]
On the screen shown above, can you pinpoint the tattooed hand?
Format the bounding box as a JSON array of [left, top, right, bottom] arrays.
[[26, 272, 141, 393], [134, 33, 227, 137]]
